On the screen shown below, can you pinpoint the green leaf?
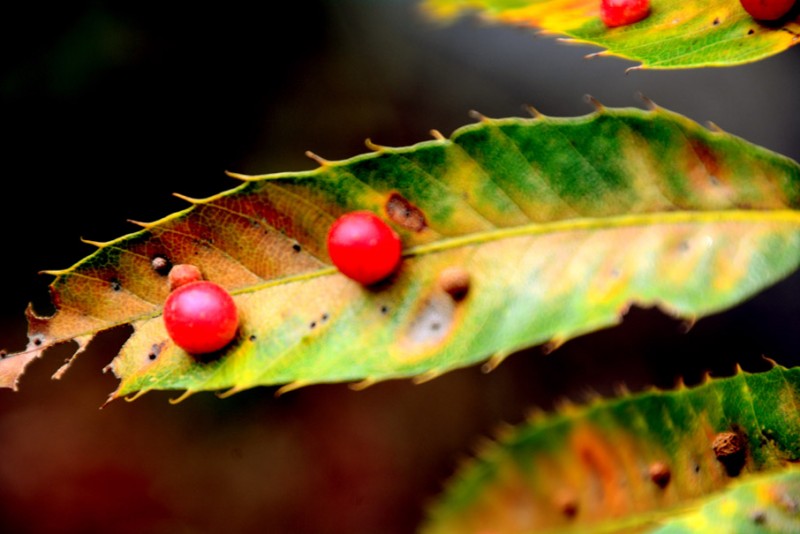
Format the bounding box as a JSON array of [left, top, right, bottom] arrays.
[[422, 365, 800, 534], [2, 105, 800, 400], [422, 0, 800, 69], [652, 469, 800, 533]]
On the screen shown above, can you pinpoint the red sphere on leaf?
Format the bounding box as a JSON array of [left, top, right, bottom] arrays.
[[327, 211, 402, 285], [601, 0, 650, 27], [739, 0, 795, 20], [164, 281, 239, 354]]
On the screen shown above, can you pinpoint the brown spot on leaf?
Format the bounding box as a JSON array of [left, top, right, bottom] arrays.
[[649, 462, 671, 489], [385, 192, 427, 232], [438, 266, 471, 301], [553, 492, 578, 518], [712, 431, 747, 477]]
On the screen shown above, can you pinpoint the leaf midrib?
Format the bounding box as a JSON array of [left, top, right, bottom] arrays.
[[239, 208, 800, 294]]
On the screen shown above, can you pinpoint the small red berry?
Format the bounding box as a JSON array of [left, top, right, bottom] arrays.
[[601, 0, 650, 28], [739, 0, 795, 20], [327, 211, 402, 285], [164, 281, 239, 354], [168, 264, 203, 290]]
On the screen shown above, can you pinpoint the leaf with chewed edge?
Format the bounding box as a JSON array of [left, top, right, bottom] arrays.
[[422, 0, 800, 70], [422, 365, 800, 534], [2, 103, 800, 402]]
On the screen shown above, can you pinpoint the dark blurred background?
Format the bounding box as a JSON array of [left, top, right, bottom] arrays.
[[1, 1, 799, 532]]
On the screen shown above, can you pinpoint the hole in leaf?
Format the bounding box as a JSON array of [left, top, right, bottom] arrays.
[[110, 279, 122, 292], [151, 255, 171, 275], [249, 334, 257, 342], [292, 243, 302, 253]]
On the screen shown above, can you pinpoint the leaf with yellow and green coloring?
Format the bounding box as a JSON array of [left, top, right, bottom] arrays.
[[422, 0, 800, 69], [652, 468, 800, 533], [2, 104, 800, 400], [422, 365, 800, 534]]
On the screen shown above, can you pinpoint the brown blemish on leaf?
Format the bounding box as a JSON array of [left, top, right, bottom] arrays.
[[438, 266, 471, 301], [385, 192, 427, 232], [712, 431, 747, 477], [649, 462, 671, 489], [570, 425, 628, 517], [553, 490, 578, 518]]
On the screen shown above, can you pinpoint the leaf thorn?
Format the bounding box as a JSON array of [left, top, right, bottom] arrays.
[[762, 355, 778, 368], [584, 94, 605, 112], [468, 110, 489, 123], [124, 389, 149, 402], [706, 121, 724, 133], [127, 219, 152, 229], [625, 64, 643, 75], [80, 237, 108, 248], [349, 377, 377, 391], [543, 336, 566, 354], [429, 129, 446, 141], [523, 104, 544, 119], [305, 151, 330, 167], [39, 268, 67, 276], [636, 92, 658, 110], [412, 369, 441, 385], [225, 170, 254, 181], [481, 350, 510, 373], [169, 390, 195, 404], [364, 138, 386, 152], [216, 386, 241, 399], [276, 380, 309, 396], [173, 192, 202, 204]]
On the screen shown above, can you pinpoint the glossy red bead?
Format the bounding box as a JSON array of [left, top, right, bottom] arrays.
[[327, 211, 402, 285], [164, 281, 239, 354], [739, 0, 795, 20], [601, 0, 650, 28]]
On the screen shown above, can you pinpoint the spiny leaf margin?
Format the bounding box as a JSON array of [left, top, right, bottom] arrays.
[[422, 0, 800, 70], [1, 104, 800, 401], [422, 364, 800, 534]]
